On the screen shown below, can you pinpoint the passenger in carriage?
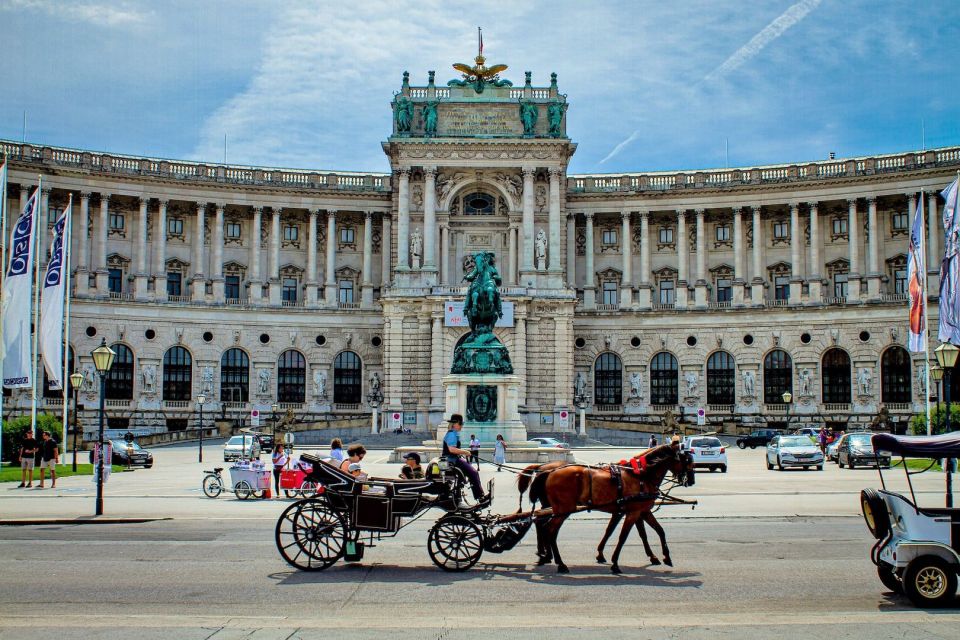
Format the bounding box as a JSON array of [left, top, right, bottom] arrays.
[[399, 452, 424, 479], [339, 444, 366, 474]]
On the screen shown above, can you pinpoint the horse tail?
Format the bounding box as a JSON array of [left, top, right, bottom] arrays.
[[529, 468, 550, 510], [517, 464, 543, 510]]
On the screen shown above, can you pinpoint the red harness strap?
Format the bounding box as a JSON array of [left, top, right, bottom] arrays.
[[616, 454, 647, 475]]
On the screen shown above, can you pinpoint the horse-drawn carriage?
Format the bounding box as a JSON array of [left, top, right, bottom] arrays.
[[274, 445, 697, 573]]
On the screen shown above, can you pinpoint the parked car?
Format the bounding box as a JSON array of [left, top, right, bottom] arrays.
[[528, 437, 570, 449], [766, 434, 824, 470], [89, 439, 154, 468], [683, 436, 727, 472], [253, 432, 275, 450], [223, 434, 262, 461], [792, 427, 820, 440], [736, 429, 779, 449], [838, 432, 891, 469]]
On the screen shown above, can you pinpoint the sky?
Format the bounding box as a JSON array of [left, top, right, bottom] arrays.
[[1, 0, 959, 175]]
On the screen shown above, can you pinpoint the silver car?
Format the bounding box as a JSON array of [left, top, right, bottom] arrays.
[[223, 435, 262, 462], [766, 435, 824, 471]]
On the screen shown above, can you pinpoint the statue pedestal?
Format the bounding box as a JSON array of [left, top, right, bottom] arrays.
[[439, 373, 526, 443]]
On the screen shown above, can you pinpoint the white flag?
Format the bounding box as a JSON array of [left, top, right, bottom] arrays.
[[40, 205, 69, 391], [2, 188, 39, 388]]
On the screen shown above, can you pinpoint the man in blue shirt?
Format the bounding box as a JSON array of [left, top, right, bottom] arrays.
[[442, 414, 486, 504]]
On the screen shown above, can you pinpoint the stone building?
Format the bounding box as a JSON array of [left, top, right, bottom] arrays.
[[2, 60, 958, 435]]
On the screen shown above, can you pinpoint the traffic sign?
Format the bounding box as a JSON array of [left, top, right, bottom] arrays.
[[558, 410, 569, 429], [697, 407, 706, 426], [250, 409, 260, 427]]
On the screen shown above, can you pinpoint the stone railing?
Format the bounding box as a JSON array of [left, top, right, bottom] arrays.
[[0, 140, 391, 193], [567, 146, 960, 194]]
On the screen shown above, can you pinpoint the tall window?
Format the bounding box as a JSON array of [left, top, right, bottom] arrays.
[[763, 349, 792, 405], [339, 280, 354, 304], [891, 212, 907, 231], [283, 224, 299, 242], [339, 227, 355, 244], [105, 344, 134, 400], [602, 281, 618, 306], [822, 348, 852, 404], [168, 218, 184, 236], [163, 346, 192, 401], [834, 273, 849, 299], [893, 268, 907, 294], [772, 220, 788, 240], [226, 222, 241, 238], [167, 272, 182, 296], [462, 192, 495, 215], [774, 275, 790, 301], [601, 229, 618, 246], [658, 227, 674, 244], [220, 348, 249, 403], [707, 351, 735, 405], [650, 352, 679, 406], [881, 346, 911, 403], [282, 278, 298, 303], [715, 225, 730, 242], [594, 353, 622, 405], [225, 275, 241, 300], [108, 268, 123, 294], [109, 212, 125, 231], [716, 278, 732, 302], [334, 351, 362, 403], [659, 280, 675, 304], [832, 218, 848, 235], [277, 350, 306, 403]]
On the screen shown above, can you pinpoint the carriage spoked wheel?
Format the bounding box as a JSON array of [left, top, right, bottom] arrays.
[[427, 515, 484, 572], [234, 480, 253, 500], [275, 499, 346, 571]]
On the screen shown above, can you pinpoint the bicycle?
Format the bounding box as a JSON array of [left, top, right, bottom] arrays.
[[202, 467, 225, 498]]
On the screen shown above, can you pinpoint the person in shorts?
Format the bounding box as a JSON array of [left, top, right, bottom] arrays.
[[18, 430, 38, 488], [38, 431, 59, 489]]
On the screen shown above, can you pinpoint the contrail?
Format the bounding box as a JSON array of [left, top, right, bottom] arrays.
[[598, 0, 822, 166]]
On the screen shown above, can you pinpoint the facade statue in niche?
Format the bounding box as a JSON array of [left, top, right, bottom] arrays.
[[519, 100, 538, 135], [574, 371, 586, 398], [411, 184, 423, 208], [916, 363, 927, 395], [141, 365, 156, 395], [257, 368, 271, 394], [410, 228, 423, 265], [369, 372, 381, 393], [314, 370, 327, 398], [535, 229, 547, 267], [629, 372, 643, 399], [741, 370, 755, 397], [535, 185, 547, 213], [422, 100, 438, 136], [201, 366, 215, 397], [857, 368, 872, 396], [82, 365, 97, 393], [798, 368, 813, 396], [684, 371, 699, 396]]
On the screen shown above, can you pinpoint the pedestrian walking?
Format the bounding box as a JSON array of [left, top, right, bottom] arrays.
[[469, 434, 481, 468], [818, 426, 829, 455], [648, 434, 658, 448], [37, 431, 59, 489], [494, 434, 506, 471], [271, 444, 288, 496], [18, 430, 38, 488]]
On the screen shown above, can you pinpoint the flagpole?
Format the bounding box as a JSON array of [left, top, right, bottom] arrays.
[[921, 188, 931, 436], [0, 157, 7, 468], [29, 176, 42, 435], [61, 194, 73, 455]]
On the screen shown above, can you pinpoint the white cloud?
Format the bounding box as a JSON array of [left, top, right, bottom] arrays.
[[3, 0, 148, 27]]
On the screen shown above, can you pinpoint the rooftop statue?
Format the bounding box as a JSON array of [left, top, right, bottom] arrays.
[[394, 95, 413, 133], [452, 251, 513, 374]]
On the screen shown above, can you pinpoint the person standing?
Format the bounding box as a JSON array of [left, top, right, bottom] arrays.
[[37, 431, 59, 489], [817, 426, 829, 455], [469, 434, 481, 468], [443, 415, 486, 504], [271, 444, 288, 496], [329, 438, 345, 464], [18, 430, 38, 488], [648, 434, 658, 448], [493, 434, 506, 472]]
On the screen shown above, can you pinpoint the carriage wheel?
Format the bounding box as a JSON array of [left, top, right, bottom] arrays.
[[300, 480, 319, 498], [275, 499, 346, 571], [428, 515, 484, 572], [234, 480, 253, 500]]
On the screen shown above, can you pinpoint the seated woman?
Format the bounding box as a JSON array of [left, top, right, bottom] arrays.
[[339, 444, 366, 475]]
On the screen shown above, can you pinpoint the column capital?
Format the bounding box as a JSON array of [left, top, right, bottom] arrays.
[[805, 200, 819, 209], [694, 208, 705, 217], [676, 209, 687, 219], [364, 210, 374, 221], [866, 196, 878, 205], [566, 211, 576, 220], [731, 206, 742, 216], [100, 194, 111, 206], [215, 202, 227, 213], [327, 209, 338, 218], [584, 211, 594, 221], [40, 187, 52, 196], [381, 210, 392, 220], [396, 168, 410, 178], [621, 210, 632, 221], [272, 207, 282, 218], [252, 205, 263, 215], [750, 204, 762, 214], [423, 166, 437, 176], [137, 196, 147, 207], [903, 191, 917, 200], [80, 192, 92, 201], [639, 210, 650, 220], [548, 166, 563, 178], [196, 202, 207, 212], [522, 167, 536, 178], [847, 197, 858, 206], [788, 202, 799, 212], [310, 208, 320, 217]]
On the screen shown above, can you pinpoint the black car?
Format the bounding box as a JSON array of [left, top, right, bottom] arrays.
[[736, 429, 779, 449], [89, 440, 154, 468]]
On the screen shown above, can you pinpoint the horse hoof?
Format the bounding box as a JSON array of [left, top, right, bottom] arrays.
[[649, 557, 661, 566], [596, 554, 607, 564], [611, 565, 622, 575], [537, 556, 551, 566], [663, 557, 673, 567], [557, 564, 569, 574]]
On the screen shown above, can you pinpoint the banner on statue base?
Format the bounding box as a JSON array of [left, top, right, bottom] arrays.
[[444, 300, 514, 327]]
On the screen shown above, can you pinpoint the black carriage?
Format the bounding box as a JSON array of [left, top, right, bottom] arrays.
[[274, 454, 531, 572]]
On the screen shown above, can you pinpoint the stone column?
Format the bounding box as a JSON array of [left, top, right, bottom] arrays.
[[583, 212, 596, 309], [249, 206, 263, 303], [134, 197, 150, 300], [324, 210, 337, 305], [440, 223, 449, 285], [732, 207, 745, 306], [548, 167, 562, 275], [429, 315, 444, 409], [396, 170, 410, 271], [866, 196, 882, 299], [750, 205, 765, 306], [209, 203, 225, 303], [789, 203, 803, 305], [694, 208, 707, 308], [566, 213, 576, 288], [520, 167, 536, 280], [362, 211, 374, 307], [928, 192, 941, 292], [152, 199, 168, 300], [638, 211, 652, 309], [508, 225, 518, 285], [38, 188, 50, 263], [306, 209, 319, 307], [381, 213, 392, 287], [95, 194, 110, 294], [620, 210, 632, 309], [422, 167, 437, 278], [267, 208, 281, 305], [75, 192, 91, 296], [676, 210, 689, 308], [191, 202, 206, 301], [807, 202, 823, 303], [847, 198, 862, 301], [514, 312, 528, 412]]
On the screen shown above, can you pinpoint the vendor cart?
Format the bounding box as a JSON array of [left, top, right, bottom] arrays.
[[229, 462, 271, 500], [280, 467, 320, 498]]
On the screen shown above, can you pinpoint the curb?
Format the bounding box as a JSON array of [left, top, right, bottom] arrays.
[[0, 517, 172, 526]]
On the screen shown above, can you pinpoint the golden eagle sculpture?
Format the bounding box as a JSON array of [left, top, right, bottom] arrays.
[[449, 28, 512, 94]]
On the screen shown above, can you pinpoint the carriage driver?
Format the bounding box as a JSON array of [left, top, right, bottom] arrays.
[[443, 414, 488, 505]]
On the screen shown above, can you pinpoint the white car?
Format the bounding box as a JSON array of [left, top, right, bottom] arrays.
[[682, 436, 727, 472], [223, 435, 262, 461], [766, 434, 824, 471], [528, 437, 570, 449]]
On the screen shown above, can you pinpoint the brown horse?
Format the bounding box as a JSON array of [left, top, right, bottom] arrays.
[[522, 444, 694, 574]]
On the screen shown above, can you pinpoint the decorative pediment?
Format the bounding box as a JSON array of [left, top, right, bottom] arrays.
[[165, 257, 190, 272], [279, 263, 305, 277], [653, 266, 678, 279], [767, 261, 792, 277], [335, 266, 361, 280], [223, 260, 247, 277], [825, 258, 849, 276], [885, 253, 907, 268], [106, 253, 131, 268], [709, 263, 734, 277]]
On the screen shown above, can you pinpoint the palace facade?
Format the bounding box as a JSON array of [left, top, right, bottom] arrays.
[[2, 65, 958, 435]]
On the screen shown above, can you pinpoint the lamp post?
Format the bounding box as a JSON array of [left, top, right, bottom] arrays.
[[271, 402, 279, 439], [782, 390, 793, 431], [934, 342, 958, 508], [197, 393, 206, 463], [91, 339, 116, 516], [69, 371, 84, 472], [366, 388, 383, 434], [931, 364, 944, 436]]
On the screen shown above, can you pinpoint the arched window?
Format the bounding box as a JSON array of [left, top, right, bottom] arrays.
[[163, 346, 192, 402], [763, 349, 792, 405], [881, 347, 911, 404], [105, 344, 134, 400], [334, 351, 362, 404], [650, 352, 679, 406], [707, 351, 736, 405], [220, 348, 249, 403], [278, 350, 306, 403], [461, 192, 496, 215], [594, 353, 622, 406], [822, 348, 851, 404], [42, 346, 75, 398]]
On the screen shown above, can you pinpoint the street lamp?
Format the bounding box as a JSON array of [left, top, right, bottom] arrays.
[[782, 390, 793, 431], [366, 388, 384, 434], [931, 364, 944, 434], [197, 393, 207, 463], [934, 342, 959, 508], [91, 339, 116, 516], [69, 371, 84, 472]]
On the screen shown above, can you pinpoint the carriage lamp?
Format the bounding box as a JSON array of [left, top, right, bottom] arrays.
[[197, 393, 207, 463], [934, 342, 960, 370], [69, 371, 85, 472], [91, 339, 116, 517]]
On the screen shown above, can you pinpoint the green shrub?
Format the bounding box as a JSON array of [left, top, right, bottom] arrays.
[[2, 414, 62, 462], [910, 404, 960, 435]]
